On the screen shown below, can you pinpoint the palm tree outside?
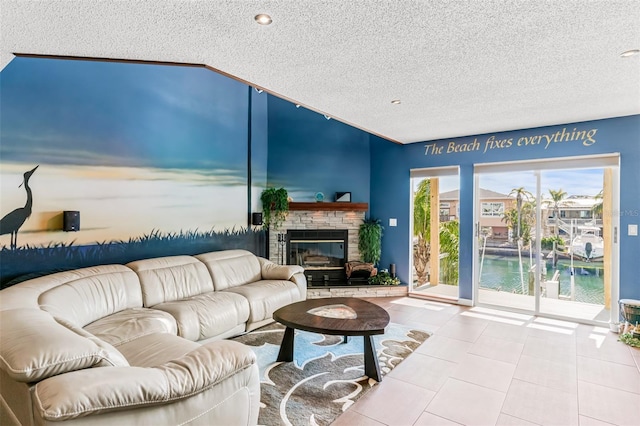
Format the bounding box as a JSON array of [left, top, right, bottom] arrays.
[[508, 187, 533, 240], [592, 189, 603, 220], [501, 201, 535, 246], [413, 179, 431, 284], [548, 188, 568, 236], [413, 178, 460, 286], [439, 219, 459, 285]]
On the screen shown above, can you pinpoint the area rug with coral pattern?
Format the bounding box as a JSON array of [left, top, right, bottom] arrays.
[[231, 322, 430, 426]]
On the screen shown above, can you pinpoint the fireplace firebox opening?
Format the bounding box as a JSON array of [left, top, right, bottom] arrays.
[[286, 229, 349, 286]]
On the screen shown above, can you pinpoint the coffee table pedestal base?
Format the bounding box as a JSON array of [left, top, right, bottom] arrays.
[[276, 327, 383, 382], [364, 335, 382, 381], [276, 327, 295, 362]]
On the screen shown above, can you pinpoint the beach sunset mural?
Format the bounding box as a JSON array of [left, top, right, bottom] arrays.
[[0, 163, 247, 246], [0, 57, 258, 285], [1, 57, 249, 246]]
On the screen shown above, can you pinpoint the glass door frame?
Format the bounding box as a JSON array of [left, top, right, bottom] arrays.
[[472, 154, 620, 325], [409, 166, 461, 302]]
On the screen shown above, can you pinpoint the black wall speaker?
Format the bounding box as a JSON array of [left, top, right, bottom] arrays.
[[63, 211, 80, 232], [251, 212, 263, 226]]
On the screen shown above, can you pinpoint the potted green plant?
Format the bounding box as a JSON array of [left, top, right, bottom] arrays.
[[368, 270, 400, 286], [619, 332, 640, 348], [358, 218, 383, 266], [260, 187, 289, 230]]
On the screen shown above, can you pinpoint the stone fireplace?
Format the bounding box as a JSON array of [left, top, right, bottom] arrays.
[[267, 203, 407, 298], [267, 206, 364, 285]]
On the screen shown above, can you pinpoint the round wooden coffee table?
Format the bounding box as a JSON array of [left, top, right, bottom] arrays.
[[273, 297, 390, 381]]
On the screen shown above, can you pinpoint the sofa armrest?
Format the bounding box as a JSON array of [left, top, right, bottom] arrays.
[[258, 257, 304, 280], [33, 340, 257, 422], [290, 273, 307, 300], [257, 258, 306, 300], [0, 309, 110, 383]]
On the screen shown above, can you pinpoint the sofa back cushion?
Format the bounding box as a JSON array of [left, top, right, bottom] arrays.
[[34, 265, 143, 328], [195, 250, 262, 291], [127, 255, 214, 307]]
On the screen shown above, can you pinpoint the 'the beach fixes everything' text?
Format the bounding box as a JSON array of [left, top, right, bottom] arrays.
[[424, 127, 597, 156]]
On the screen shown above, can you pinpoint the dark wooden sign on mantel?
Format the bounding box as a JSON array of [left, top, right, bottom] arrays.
[[288, 202, 368, 212]]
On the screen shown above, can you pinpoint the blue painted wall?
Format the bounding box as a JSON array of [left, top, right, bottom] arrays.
[[266, 95, 371, 203], [370, 115, 640, 300], [370, 136, 407, 269]]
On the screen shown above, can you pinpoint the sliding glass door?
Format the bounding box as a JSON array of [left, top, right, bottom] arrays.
[[474, 155, 620, 325], [537, 167, 618, 323]]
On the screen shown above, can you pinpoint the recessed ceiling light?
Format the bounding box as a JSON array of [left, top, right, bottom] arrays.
[[391, 99, 401, 105], [254, 14, 272, 25], [620, 49, 639, 58]]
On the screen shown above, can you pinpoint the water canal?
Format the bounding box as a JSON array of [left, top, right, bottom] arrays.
[[478, 254, 604, 304]]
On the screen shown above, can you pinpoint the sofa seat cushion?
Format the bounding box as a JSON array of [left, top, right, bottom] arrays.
[[84, 308, 178, 347], [223, 280, 302, 325], [116, 333, 200, 368], [54, 317, 129, 368], [151, 292, 250, 341]]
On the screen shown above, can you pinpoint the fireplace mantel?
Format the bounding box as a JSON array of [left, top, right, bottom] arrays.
[[288, 202, 368, 212]]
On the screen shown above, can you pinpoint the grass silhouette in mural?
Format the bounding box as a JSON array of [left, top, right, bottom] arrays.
[[0, 227, 265, 289], [0, 165, 39, 249]]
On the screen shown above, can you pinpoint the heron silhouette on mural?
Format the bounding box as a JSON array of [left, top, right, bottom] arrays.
[[0, 165, 39, 249]]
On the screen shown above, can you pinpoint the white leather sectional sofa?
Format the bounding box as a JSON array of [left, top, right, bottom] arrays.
[[0, 249, 306, 425]]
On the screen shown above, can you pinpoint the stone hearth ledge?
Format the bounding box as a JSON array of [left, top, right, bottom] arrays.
[[307, 285, 408, 299]]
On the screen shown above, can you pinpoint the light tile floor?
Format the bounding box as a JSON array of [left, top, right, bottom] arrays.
[[332, 297, 640, 426]]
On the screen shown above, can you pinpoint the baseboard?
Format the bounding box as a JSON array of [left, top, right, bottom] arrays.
[[407, 293, 474, 307]]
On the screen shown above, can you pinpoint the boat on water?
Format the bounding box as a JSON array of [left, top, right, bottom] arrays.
[[571, 226, 604, 262]]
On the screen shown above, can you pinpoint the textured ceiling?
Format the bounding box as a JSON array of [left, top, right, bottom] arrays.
[[1, 1, 639, 143]]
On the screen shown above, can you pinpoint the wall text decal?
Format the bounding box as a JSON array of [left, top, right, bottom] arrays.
[[424, 127, 598, 156]]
